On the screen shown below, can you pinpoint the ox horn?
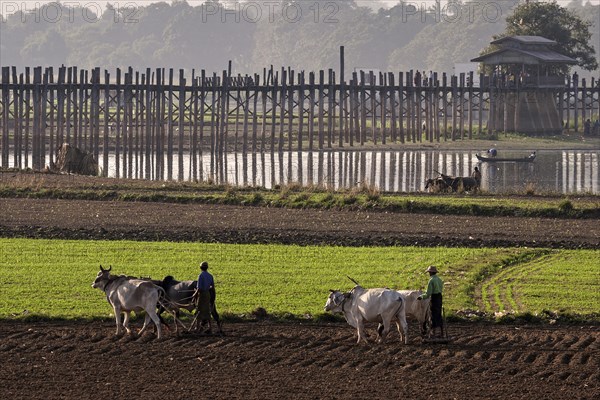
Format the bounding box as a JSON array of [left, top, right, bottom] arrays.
[[346, 276, 360, 286], [107, 265, 112, 272], [100, 265, 105, 272]]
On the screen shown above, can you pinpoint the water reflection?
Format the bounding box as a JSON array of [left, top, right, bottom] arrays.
[[204, 150, 599, 194], [9, 150, 599, 194]]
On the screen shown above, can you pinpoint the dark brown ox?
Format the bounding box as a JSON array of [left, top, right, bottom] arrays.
[[435, 173, 480, 193], [92, 265, 164, 339], [156, 276, 197, 333], [155, 276, 224, 335], [424, 177, 451, 193], [449, 176, 480, 192]]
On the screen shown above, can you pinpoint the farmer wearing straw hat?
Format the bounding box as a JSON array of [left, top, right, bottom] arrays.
[[418, 265, 444, 338], [195, 261, 214, 333]]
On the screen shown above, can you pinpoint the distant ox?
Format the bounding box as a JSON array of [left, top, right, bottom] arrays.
[[92, 265, 165, 339], [429, 173, 479, 193], [449, 176, 479, 192], [425, 177, 451, 193], [325, 285, 409, 345]]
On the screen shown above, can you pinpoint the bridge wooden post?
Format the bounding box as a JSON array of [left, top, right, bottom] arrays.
[[0, 67, 9, 167]]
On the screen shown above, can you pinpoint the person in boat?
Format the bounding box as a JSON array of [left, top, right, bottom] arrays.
[[487, 148, 497, 157]]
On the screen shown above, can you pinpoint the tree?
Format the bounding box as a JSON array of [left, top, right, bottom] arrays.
[[497, 1, 598, 71], [20, 30, 69, 67]]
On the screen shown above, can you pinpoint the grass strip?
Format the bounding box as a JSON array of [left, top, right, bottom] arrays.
[[1, 183, 598, 219], [0, 239, 598, 323]]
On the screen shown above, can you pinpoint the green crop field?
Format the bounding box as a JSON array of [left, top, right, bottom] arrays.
[[0, 238, 597, 321], [480, 250, 600, 315]]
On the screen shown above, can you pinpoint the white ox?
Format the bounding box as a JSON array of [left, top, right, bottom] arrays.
[[387, 290, 431, 338], [92, 265, 164, 339], [324, 285, 409, 345]]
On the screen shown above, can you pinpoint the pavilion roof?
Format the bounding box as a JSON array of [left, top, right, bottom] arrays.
[[472, 36, 577, 65]]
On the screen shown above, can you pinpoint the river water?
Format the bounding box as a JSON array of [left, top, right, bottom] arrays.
[[10, 149, 600, 194], [186, 150, 599, 194]]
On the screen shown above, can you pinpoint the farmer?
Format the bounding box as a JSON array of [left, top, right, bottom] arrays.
[[195, 261, 216, 333], [418, 265, 444, 338], [471, 166, 482, 185], [584, 119, 591, 136]]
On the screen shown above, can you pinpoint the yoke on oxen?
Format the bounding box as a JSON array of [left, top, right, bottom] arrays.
[[154, 275, 223, 336], [155, 276, 197, 334]]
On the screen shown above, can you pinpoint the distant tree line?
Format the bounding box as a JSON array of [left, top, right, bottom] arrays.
[[1, 0, 598, 76]]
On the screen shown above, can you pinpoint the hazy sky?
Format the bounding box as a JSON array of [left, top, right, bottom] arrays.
[[0, 0, 583, 16]]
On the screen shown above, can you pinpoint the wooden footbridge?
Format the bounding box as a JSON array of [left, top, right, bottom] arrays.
[[1, 58, 598, 182]]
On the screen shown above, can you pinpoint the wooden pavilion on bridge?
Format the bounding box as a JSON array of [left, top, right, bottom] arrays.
[[472, 35, 577, 135]]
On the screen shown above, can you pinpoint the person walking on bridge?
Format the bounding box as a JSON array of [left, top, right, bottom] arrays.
[[471, 166, 482, 186]]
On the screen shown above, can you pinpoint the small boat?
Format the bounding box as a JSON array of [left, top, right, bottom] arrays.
[[476, 152, 536, 163]]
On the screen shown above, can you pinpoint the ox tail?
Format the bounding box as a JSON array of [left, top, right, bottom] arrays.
[[395, 295, 409, 344], [346, 276, 360, 286], [395, 295, 406, 319]]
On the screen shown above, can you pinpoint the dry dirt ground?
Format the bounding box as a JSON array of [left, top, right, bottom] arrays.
[[1, 173, 599, 399], [1, 321, 598, 400], [0, 176, 598, 248]]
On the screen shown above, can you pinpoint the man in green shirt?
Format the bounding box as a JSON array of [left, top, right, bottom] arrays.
[[418, 265, 444, 338]]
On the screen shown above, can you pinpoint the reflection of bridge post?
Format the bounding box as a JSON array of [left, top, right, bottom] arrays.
[[242, 151, 248, 186], [278, 152, 284, 187], [317, 151, 324, 186], [379, 152, 386, 191], [252, 152, 257, 187], [307, 151, 313, 186], [346, 152, 353, 189], [398, 152, 405, 192], [287, 152, 293, 184], [360, 152, 367, 186], [389, 152, 397, 192], [354, 151, 360, 187], [297, 151, 303, 187], [369, 152, 377, 187], [327, 151, 334, 188], [234, 152, 240, 186], [260, 152, 266, 188], [337, 152, 343, 190], [270, 152, 276, 189]]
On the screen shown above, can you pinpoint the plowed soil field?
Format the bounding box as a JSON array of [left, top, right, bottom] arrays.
[[1, 321, 598, 399], [1, 173, 599, 399]]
